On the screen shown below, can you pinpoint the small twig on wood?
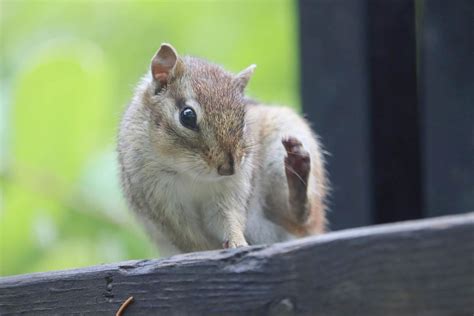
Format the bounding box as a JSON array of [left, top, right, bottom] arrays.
[[116, 296, 134, 316]]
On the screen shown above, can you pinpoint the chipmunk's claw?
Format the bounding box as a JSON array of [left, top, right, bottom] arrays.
[[223, 238, 248, 249]]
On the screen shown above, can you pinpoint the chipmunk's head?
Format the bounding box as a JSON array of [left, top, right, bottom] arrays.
[[143, 43, 256, 180]]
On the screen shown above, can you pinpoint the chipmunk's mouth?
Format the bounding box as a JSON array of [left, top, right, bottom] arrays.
[[216, 153, 235, 176], [217, 162, 234, 176], [207, 163, 240, 181], [176, 155, 241, 181], [180, 164, 234, 182]]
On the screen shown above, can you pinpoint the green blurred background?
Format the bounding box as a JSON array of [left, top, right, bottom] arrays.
[[0, 0, 300, 276]]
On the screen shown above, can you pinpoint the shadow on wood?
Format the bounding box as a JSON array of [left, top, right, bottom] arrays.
[[1, 213, 473, 315]]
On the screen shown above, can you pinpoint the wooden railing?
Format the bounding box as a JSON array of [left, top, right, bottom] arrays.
[[1, 213, 473, 315]]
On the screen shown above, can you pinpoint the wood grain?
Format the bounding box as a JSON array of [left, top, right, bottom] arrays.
[[1, 213, 473, 315]]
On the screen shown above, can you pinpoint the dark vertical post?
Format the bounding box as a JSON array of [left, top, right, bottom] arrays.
[[299, 0, 372, 230], [367, 0, 423, 223], [300, 0, 424, 229], [420, 0, 474, 217]]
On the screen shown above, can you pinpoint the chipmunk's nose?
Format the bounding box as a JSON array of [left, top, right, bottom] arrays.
[[217, 154, 234, 176]]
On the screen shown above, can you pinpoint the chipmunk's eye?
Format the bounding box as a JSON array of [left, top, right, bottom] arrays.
[[180, 107, 198, 130]]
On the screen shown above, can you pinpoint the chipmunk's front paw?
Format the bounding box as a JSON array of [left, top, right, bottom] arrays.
[[223, 236, 248, 249], [282, 136, 311, 186]]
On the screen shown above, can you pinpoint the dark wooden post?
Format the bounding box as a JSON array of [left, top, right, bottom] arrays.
[[299, 0, 422, 229], [419, 0, 474, 217], [299, 0, 373, 230], [367, 0, 423, 224]]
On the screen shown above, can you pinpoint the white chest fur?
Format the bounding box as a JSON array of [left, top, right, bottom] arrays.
[[140, 167, 244, 249]]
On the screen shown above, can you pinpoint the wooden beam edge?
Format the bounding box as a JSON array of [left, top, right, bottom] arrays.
[[1, 212, 473, 285]]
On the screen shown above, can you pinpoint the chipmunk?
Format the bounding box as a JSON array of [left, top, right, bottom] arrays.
[[117, 43, 328, 256]]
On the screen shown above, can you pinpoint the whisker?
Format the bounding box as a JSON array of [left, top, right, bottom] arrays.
[[284, 165, 307, 186]]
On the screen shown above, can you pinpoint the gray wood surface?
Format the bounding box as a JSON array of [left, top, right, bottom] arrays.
[[1, 213, 473, 316]]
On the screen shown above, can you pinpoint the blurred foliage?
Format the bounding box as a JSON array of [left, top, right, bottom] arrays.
[[0, 0, 299, 276]]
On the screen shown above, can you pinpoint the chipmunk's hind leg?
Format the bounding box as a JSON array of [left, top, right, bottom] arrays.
[[282, 136, 311, 224]]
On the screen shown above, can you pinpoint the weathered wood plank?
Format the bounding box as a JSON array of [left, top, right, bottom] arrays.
[[1, 213, 473, 315]]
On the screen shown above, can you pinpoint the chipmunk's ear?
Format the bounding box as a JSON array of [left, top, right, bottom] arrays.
[[151, 43, 183, 90], [234, 64, 256, 93]]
